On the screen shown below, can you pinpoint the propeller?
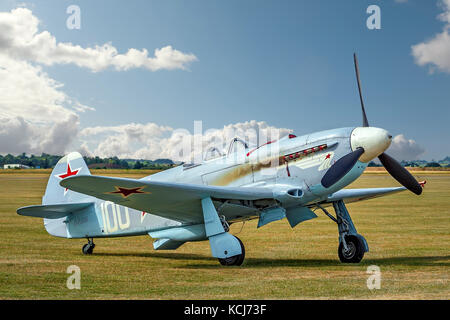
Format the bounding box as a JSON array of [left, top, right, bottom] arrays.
[[320, 54, 423, 195], [378, 153, 422, 195], [354, 53, 369, 127], [321, 147, 364, 188]]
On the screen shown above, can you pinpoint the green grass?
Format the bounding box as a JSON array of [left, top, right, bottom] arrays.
[[0, 170, 448, 299]]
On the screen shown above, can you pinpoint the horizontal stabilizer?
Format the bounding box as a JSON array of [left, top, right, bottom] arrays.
[[17, 202, 94, 219]]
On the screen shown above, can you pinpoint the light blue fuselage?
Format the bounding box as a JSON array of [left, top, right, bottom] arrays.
[[45, 127, 367, 241]]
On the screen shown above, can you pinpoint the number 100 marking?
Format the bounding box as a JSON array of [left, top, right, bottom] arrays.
[[100, 201, 130, 234]]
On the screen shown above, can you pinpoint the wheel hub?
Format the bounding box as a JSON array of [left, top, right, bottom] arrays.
[[342, 241, 356, 259]]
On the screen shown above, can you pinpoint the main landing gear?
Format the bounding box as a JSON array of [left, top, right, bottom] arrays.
[[82, 238, 95, 255], [218, 236, 246, 266], [317, 200, 369, 263], [201, 197, 246, 266]]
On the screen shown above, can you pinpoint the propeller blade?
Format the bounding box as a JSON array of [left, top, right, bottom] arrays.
[[378, 153, 423, 195], [354, 53, 369, 127], [321, 148, 365, 188]]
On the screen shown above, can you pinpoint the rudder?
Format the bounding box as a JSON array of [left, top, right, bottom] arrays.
[[43, 152, 92, 205]]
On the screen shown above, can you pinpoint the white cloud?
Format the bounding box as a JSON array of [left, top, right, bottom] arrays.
[[0, 7, 85, 155], [0, 7, 197, 156], [79, 120, 292, 162], [412, 0, 450, 73], [438, 0, 450, 23], [0, 8, 197, 72], [0, 115, 79, 155], [386, 134, 425, 161], [0, 55, 80, 124], [0, 54, 82, 155], [79, 122, 173, 159], [80, 122, 172, 139]]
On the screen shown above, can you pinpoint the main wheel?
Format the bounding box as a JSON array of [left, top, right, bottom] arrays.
[[338, 235, 364, 263], [218, 237, 245, 266]]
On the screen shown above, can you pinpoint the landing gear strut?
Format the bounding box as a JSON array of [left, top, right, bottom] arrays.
[[201, 197, 246, 266], [317, 200, 368, 263], [82, 238, 95, 255]]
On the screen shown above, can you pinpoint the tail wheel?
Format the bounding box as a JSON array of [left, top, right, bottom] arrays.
[[218, 237, 245, 266], [338, 235, 364, 263], [82, 242, 95, 255]]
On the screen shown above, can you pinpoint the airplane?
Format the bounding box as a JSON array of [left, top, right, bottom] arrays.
[[17, 54, 425, 266]]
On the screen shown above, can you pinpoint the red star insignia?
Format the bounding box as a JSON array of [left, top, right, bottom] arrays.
[[106, 186, 150, 198], [325, 153, 331, 159], [55, 162, 81, 194], [141, 211, 149, 223]]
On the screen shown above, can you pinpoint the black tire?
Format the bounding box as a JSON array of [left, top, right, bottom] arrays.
[[338, 235, 364, 263], [218, 237, 245, 266], [82, 243, 94, 255]]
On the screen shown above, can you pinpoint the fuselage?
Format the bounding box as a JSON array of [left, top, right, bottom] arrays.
[[45, 126, 392, 239], [148, 126, 391, 205]]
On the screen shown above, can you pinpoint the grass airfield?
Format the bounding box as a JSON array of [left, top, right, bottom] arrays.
[[0, 169, 448, 299]]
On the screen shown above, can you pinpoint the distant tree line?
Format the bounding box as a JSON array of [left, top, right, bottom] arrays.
[[1, 153, 448, 170], [368, 159, 449, 168], [0, 153, 174, 170]]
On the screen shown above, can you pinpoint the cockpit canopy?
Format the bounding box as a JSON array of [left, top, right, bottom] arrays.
[[183, 134, 296, 169]]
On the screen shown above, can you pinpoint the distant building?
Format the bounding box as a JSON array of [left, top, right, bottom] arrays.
[[3, 164, 30, 169]]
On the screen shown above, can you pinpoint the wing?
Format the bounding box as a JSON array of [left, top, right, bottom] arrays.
[[311, 186, 407, 208], [60, 175, 274, 223]]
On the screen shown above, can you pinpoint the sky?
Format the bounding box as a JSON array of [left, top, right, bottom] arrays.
[[0, 0, 449, 161]]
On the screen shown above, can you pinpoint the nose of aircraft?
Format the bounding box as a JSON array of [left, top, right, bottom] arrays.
[[351, 127, 392, 162]]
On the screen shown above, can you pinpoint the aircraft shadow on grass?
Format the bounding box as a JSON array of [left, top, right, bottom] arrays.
[[94, 252, 450, 269]]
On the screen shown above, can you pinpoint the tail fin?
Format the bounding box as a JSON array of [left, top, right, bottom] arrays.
[[43, 152, 92, 205]]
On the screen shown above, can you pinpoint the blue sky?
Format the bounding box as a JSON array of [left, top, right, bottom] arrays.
[[0, 0, 449, 160]]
